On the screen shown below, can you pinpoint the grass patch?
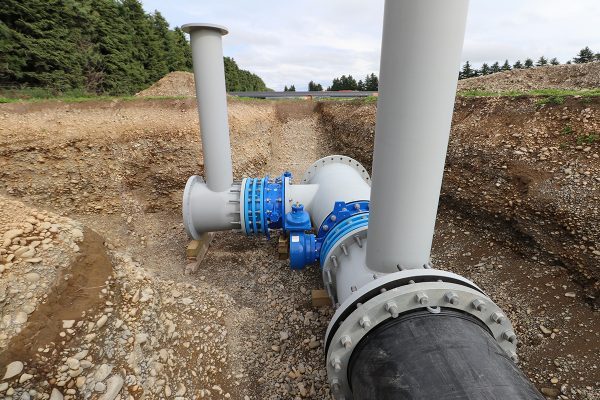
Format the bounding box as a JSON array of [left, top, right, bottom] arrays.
[[536, 95, 565, 106], [576, 133, 599, 145], [561, 125, 574, 135]]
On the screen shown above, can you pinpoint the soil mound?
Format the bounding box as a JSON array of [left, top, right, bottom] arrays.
[[457, 62, 600, 92], [136, 71, 196, 97]]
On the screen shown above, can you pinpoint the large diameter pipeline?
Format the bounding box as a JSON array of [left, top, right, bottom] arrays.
[[182, 23, 233, 192], [349, 309, 544, 400], [366, 0, 469, 272]]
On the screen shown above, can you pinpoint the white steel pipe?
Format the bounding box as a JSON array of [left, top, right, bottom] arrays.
[[366, 0, 469, 272], [182, 23, 233, 192]]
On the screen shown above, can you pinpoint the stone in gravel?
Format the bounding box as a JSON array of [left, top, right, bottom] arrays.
[[135, 333, 148, 345], [3, 361, 24, 380], [72, 350, 88, 360], [550, 377, 559, 384], [62, 320, 75, 329], [95, 382, 106, 392], [14, 312, 28, 324], [181, 298, 193, 305], [96, 315, 108, 328], [308, 340, 320, 349], [99, 375, 124, 400], [3, 229, 23, 241], [66, 358, 80, 370], [541, 387, 560, 396], [564, 292, 576, 298], [71, 229, 83, 241], [24, 258, 42, 263], [0, 382, 7, 391], [49, 389, 63, 400], [94, 364, 112, 382], [280, 331, 289, 341], [19, 373, 33, 383], [539, 325, 552, 335], [24, 272, 40, 282], [75, 377, 86, 388]]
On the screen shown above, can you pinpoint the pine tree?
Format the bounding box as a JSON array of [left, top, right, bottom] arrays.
[[356, 80, 365, 91], [283, 85, 288, 92], [480, 63, 490, 75], [459, 61, 475, 79], [573, 46, 595, 63], [513, 60, 523, 69], [501, 60, 511, 71], [490, 61, 501, 73], [289, 84, 296, 92], [365, 73, 378, 90], [550, 57, 560, 65], [308, 80, 322, 91], [536, 56, 548, 66], [524, 58, 534, 68]]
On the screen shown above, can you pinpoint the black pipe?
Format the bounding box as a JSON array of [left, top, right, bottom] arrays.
[[348, 309, 544, 400]]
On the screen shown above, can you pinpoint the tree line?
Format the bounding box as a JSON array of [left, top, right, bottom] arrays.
[[459, 46, 600, 79], [0, 0, 266, 95], [284, 73, 378, 92]]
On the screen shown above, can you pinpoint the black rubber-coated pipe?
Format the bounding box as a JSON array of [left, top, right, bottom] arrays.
[[348, 309, 544, 400]]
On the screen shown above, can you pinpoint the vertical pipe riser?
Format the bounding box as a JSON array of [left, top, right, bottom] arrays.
[[183, 24, 233, 193], [366, 0, 469, 272]]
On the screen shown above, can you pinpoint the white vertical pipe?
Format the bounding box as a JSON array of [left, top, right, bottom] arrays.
[[366, 0, 469, 272], [182, 23, 233, 192]]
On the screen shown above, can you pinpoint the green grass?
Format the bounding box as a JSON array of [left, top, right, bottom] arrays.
[[576, 133, 599, 145], [561, 125, 574, 135]]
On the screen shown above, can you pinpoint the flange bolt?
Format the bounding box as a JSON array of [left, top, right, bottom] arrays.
[[331, 357, 342, 371], [340, 335, 352, 349], [385, 301, 399, 318], [503, 330, 517, 344], [415, 292, 429, 305], [444, 292, 459, 305], [359, 316, 371, 330], [471, 299, 487, 312], [490, 311, 506, 324]]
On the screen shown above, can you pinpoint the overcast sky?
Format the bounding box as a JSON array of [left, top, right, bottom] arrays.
[[141, 0, 600, 91]]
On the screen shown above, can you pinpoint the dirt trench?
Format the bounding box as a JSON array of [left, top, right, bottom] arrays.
[[0, 97, 599, 399]]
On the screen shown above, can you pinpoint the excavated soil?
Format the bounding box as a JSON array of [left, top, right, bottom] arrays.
[[0, 97, 599, 399], [457, 62, 600, 92]]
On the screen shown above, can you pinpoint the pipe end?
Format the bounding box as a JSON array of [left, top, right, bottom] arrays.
[[181, 23, 228, 36]]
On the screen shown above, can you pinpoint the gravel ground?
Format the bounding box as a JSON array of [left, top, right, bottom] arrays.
[[457, 62, 600, 92], [0, 97, 598, 399]]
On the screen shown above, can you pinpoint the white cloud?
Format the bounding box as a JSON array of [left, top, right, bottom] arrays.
[[142, 0, 600, 90]]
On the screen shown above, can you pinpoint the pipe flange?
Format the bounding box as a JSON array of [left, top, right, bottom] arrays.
[[321, 226, 369, 305], [301, 155, 371, 185], [326, 281, 518, 399]]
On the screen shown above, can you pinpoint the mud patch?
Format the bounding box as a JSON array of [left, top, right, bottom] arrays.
[[0, 228, 112, 369]]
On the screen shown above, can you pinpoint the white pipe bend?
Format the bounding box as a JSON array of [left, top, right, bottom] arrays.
[[182, 175, 240, 239]]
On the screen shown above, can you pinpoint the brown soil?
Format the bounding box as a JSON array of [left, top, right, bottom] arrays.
[[0, 97, 598, 399], [136, 71, 196, 97], [457, 62, 600, 92]]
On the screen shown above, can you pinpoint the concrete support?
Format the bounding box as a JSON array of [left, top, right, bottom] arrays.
[[366, 0, 469, 272], [182, 23, 233, 192]]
